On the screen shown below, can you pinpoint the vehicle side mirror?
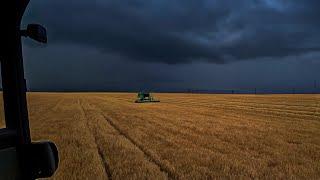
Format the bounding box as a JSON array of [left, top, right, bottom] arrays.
[[20, 141, 59, 179], [21, 24, 47, 43]]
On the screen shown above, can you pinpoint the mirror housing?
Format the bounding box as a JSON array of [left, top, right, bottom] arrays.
[[21, 24, 47, 43], [20, 141, 59, 179]]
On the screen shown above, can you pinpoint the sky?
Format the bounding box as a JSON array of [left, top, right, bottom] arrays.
[[21, 0, 320, 92]]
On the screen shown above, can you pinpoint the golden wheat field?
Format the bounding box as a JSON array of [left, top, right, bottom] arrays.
[[1, 93, 320, 179]]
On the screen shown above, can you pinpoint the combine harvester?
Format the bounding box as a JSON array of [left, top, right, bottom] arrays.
[[135, 92, 160, 103]]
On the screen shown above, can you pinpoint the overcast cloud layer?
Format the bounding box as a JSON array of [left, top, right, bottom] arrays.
[[25, 0, 320, 64], [22, 0, 320, 91]]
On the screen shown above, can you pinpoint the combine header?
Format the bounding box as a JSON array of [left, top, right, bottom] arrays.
[[135, 92, 160, 103]]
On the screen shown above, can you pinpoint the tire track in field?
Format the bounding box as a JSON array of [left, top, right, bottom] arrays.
[[29, 98, 63, 118], [79, 99, 113, 180], [90, 102, 179, 180]]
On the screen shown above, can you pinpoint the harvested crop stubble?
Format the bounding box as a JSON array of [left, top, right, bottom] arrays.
[[8, 93, 320, 179]]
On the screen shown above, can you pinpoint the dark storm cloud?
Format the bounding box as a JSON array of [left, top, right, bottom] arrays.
[[23, 44, 320, 91], [24, 0, 320, 64]]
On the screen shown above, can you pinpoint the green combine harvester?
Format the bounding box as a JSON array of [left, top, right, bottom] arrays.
[[135, 92, 160, 103]]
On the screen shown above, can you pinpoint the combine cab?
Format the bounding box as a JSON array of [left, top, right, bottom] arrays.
[[135, 92, 160, 103], [0, 0, 59, 179]]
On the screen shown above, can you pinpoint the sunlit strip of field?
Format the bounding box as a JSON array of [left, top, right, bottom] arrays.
[[2, 93, 320, 179]]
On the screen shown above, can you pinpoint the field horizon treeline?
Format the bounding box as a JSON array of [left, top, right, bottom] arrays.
[[26, 87, 320, 94]]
